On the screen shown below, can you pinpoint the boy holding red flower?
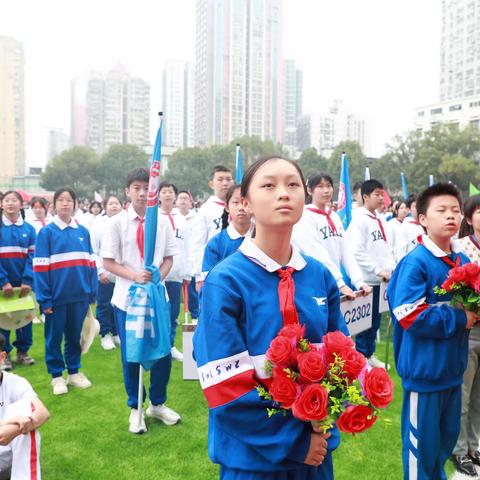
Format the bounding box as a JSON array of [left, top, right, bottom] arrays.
[[388, 183, 480, 479]]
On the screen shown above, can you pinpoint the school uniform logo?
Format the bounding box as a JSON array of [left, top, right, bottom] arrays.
[[370, 230, 384, 242], [313, 297, 327, 306], [212, 217, 222, 230], [22, 233, 27, 238], [318, 226, 342, 240]]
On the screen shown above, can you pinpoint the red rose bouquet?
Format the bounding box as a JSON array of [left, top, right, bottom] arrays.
[[257, 327, 394, 434], [434, 263, 480, 311]]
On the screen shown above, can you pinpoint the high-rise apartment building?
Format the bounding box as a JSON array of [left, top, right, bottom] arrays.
[[283, 59, 303, 154], [440, 0, 480, 101], [71, 66, 150, 153], [47, 128, 70, 162], [194, 0, 284, 147], [0, 36, 25, 177]]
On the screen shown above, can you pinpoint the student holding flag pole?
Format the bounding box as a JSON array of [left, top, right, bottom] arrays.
[[102, 114, 180, 434]]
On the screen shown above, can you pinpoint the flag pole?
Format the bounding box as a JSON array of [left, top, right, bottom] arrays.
[[137, 366, 144, 429]]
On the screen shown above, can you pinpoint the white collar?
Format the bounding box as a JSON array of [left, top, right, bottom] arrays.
[[239, 237, 306, 272], [227, 223, 254, 240], [304, 203, 331, 213], [127, 204, 145, 222], [2, 215, 23, 226], [208, 195, 225, 207], [53, 215, 78, 230], [358, 206, 380, 219], [420, 234, 461, 257], [159, 208, 176, 216]]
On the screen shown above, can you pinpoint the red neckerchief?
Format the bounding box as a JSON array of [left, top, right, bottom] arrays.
[[161, 211, 175, 231], [136, 217, 145, 260], [366, 213, 387, 242], [407, 218, 422, 226], [214, 201, 225, 207], [276, 267, 299, 325], [470, 235, 480, 251], [306, 207, 337, 235], [417, 236, 460, 268]]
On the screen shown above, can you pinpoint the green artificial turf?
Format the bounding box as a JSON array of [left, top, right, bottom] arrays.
[[13, 316, 454, 479]]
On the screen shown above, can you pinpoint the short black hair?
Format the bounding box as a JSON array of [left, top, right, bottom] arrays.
[[178, 190, 190, 196], [405, 193, 418, 209], [307, 173, 334, 190], [125, 168, 149, 188], [416, 183, 462, 217], [53, 187, 76, 207], [211, 165, 232, 180], [353, 181, 363, 192], [159, 182, 178, 196], [0, 333, 6, 352], [89, 201, 102, 214], [361, 179, 383, 198]]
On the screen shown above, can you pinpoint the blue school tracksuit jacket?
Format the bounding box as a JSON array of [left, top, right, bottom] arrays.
[[193, 247, 348, 474], [387, 236, 470, 480], [33, 222, 97, 309], [0, 219, 36, 288], [202, 228, 245, 276]]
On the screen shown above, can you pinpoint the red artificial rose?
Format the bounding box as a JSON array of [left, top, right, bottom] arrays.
[[362, 367, 394, 409], [341, 348, 367, 381], [298, 350, 327, 382], [449, 266, 466, 283], [291, 384, 329, 421], [266, 335, 294, 366], [269, 367, 299, 408], [323, 331, 355, 363], [464, 263, 480, 288], [441, 278, 455, 291], [337, 405, 377, 434], [278, 323, 306, 342]]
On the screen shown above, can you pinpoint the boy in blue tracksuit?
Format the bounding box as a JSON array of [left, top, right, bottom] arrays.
[[388, 183, 480, 479], [0, 191, 36, 370], [34, 187, 97, 396]]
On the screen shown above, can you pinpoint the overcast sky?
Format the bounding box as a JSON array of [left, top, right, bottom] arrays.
[[1, 0, 440, 167]]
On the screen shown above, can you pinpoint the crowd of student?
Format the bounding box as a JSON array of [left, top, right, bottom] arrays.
[[1, 157, 480, 478]]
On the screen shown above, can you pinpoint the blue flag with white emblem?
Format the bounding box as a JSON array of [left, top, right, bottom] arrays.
[[337, 153, 352, 229], [126, 113, 171, 370]]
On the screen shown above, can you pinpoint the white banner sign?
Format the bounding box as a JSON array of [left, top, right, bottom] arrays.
[[182, 325, 198, 380], [340, 291, 373, 336], [379, 281, 389, 313]]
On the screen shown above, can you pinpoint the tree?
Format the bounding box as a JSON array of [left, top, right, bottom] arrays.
[[297, 148, 328, 179], [99, 144, 149, 196], [40, 147, 100, 198], [438, 154, 479, 191], [327, 141, 368, 186]]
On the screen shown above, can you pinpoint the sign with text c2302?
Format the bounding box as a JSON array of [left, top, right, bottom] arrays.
[[340, 291, 373, 336]]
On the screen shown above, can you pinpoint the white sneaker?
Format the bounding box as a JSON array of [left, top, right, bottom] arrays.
[[129, 408, 147, 434], [171, 346, 184, 362], [146, 402, 181, 425], [113, 335, 121, 346], [67, 372, 92, 389], [368, 355, 390, 370], [51, 377, 68, 395], [101, 334, 116, 351]]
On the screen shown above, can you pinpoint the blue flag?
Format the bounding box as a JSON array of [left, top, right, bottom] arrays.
[[235, 144, 243, 183], [126, 114, 171, 370], [401, 172, 408, 199], [337, 153, 352, 229]]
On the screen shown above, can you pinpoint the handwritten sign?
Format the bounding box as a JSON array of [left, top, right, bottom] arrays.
[[340, 291, 373, 336]]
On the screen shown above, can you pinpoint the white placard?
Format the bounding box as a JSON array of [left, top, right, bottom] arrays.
[[340, 291, 374, 336], [379, 281, 389, 313], [182, 326, 198, 380]]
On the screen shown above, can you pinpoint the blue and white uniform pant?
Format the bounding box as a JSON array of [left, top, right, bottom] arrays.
[[44, 300, 89, 378], [165, 281, 181, 347], [401, 387, 461, 480], [0, 324, 33, 355], [113, 306, 172, 409], [355, 285, 380, 358], [220, 453, 333, 480], [188, 279, 199, 319]]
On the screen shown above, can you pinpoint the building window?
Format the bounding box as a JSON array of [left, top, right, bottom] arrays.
[[431, 108, 443, 115], [449, 104, 462, 111], [418, 111, 425, 117]]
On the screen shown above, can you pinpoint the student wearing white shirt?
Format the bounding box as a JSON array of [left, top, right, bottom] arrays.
[[26, 197, 50, 234], [345, 179, 396, 369], [159, 183, 192, 362], [0, 333, 49, 479], [403, 194, 425, 255], [292, 173, 371, 298], [387, 200, 408, 263], [102, 168, 180, 434], [175, 191, 199, 320], [189, 165, 234, 287], [90, 196, 122, 351]]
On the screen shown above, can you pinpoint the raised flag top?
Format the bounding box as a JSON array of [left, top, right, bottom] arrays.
[[337, 152, 353, 229], [429, 174, 434, 187], [364, 167, 371, 181], [401, 172, 409, 199], [235, 144, 244, 183]]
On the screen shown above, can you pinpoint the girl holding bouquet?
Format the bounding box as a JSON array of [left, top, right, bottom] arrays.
[[0, 191, 37, 370], [193, 157, 349, 479]]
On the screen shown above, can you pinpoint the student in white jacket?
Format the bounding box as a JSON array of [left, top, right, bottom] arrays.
[[387, 200, 408, 263], [403, 193, 425, 255], [292, 173, 371, 298], [189, 165, 233, 288], [345, 179, 396, 369], [159, 183, 192, 362]]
